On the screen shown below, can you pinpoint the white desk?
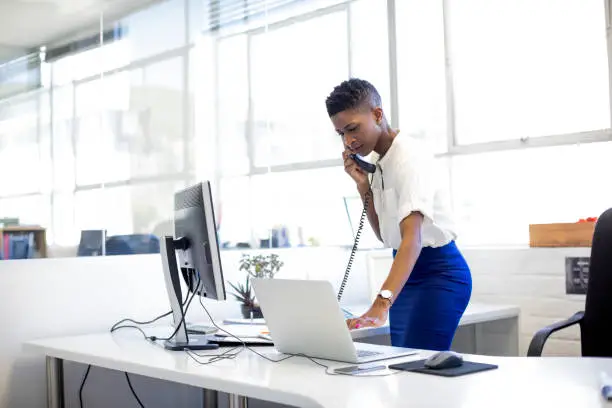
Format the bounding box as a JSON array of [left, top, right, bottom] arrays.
[[349, 302, 520, 356], [26, 332, 612, 408]]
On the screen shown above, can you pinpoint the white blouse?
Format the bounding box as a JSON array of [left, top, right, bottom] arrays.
[[370, 133, 457, 249]]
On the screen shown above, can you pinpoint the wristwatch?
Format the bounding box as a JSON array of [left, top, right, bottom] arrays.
[[377, 289, 393, 306]]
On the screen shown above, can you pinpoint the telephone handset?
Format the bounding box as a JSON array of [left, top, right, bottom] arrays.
[[350, 153, 376, 174], [337, 155, 376, 306]]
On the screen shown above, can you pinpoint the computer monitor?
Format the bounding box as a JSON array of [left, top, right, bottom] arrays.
[[174, 181, 226, 301], [159, 181, 226, 351]]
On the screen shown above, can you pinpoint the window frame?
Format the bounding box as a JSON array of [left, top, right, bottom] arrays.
[[3, 0, 612, 248], [437, 0, 612, 157], [214, 2, 352, 177], [211, 0, 612, 248]]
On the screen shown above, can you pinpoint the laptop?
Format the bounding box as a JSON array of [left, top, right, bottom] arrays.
[[251, 278, 418, 364]]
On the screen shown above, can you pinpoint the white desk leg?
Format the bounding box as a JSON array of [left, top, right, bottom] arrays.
[[46, 356, 64, 408], [229, 394, 248, 408]]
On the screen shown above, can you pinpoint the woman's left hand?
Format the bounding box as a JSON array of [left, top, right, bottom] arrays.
[[346, 300, 389, 330]]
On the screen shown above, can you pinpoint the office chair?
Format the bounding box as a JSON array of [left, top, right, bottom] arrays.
[[77, 230, 105, 256], [527, 208, 612, 357], [105, 235, 133, 256], [105, 234, 160, 256]]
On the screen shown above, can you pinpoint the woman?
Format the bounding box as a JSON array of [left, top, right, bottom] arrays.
[[325, 78, 472, 351]]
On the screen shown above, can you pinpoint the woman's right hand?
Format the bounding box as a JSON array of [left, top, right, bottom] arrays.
[[343, 149, 369, 190]]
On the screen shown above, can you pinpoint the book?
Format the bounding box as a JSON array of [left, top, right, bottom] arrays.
[[0, 232, 36, 260]]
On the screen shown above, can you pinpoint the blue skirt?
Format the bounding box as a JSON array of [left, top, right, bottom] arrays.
[[390, 241, 471, 351]]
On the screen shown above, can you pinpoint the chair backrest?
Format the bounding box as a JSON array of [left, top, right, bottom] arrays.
[[105, 234, 160, 256], [104, 236, 133, 256], [77, 230, 105, 256], [581, 208, 612, 357]]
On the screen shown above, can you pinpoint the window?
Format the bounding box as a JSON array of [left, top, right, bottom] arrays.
[[0, 0, 194, 254], [350, 0, 391, 114], [70, 58, 187, 187], [0, 94, 46, 196], [218, 167, 382, 249], [218, 176, 251, 246], [396, 0, 448, 154], [213, 4, 397, 249], [249, 10, 349, 168], [121, 0, 186, 62], [52, 116, 76, 193], [190, 39, 218, 181], [217, 35, 250, 176], [51, 41, 130, 85], [0, 128, 40, 195], [74, 112, 128, 186], [0, 53, 43, 99], [451, 142, 612, 246], [75, 188, 131, 235], [448, 0, 610, 145], [249, 168, 357, 248], [52, 193, 77, 246], [73, 181, 185, 239], [0, 195, 50, 228], [132, 57, 186, 177], [74, 72, 129, 118], [4, 0, 612, 253]]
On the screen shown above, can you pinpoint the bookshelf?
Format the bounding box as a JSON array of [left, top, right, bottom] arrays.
[[0, 226, 47, 259]]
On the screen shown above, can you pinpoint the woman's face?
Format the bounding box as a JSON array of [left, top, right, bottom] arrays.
[[331, 106, 382, 156]]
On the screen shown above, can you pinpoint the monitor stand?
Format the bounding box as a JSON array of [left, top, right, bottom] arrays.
[[160, 236, 219, 351]]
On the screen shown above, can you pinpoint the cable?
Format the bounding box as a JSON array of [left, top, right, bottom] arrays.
[[148, 284, 199, 342], [184, 346, 246, 365], [109, 283, 191, 336], [124, 372, 145, 408], [195, 295, 395, 377], [98, 284, 390, 408], [80, 368, 147, 408], [305, 356, 400, 377], [78, 365, 91, 408], [337, 183, 372, 302], [193, 295, 295, 364], [110, 311, 173, 333], [284, 354, 399, 377], [101, 278, 200, 408], [110, 277, 200, 343]]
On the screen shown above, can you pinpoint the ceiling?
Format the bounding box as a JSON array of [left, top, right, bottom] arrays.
[[0, 0, 162, 63]]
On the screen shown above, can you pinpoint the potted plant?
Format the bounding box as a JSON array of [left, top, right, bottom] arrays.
[[229, 253, 284, 318], [227, 279, 260, 319]]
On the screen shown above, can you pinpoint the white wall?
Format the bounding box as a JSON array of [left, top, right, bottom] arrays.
[[363, 246, 589, 356], [0, 248, 373, 408], [463, 247, 589, 356], [0, 254, 237, 408], [0, 244, 588, 407]]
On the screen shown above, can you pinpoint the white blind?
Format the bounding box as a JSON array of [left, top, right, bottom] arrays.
[[206, 0, 307, 31]]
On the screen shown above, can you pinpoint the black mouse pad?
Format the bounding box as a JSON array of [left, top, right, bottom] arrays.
[[389, 359, 498, 377]]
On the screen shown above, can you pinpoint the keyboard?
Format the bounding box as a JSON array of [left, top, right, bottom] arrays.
[[356, 349, 382, 358]]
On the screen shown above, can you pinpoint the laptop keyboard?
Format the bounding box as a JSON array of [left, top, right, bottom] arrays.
[[356, 349, 382, 358]]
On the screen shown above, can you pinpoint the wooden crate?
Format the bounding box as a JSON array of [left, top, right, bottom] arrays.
[[529, 222, 595, 248]]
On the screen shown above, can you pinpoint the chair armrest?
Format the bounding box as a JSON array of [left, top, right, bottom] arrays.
[[527, 311, 584, 357]]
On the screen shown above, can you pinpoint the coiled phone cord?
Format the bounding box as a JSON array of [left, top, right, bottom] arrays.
[[337, 187, 371, 301]]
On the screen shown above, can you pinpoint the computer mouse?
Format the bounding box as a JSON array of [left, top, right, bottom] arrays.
[[424, 351, 464, 370]]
